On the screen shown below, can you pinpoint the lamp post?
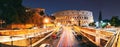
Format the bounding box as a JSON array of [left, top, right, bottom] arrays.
[[10, 36, 13, 47], [25, 35, 32, 47], [9, 36, 23, 47], [29, 37, 32, 47], [43, 17, 50, 28]]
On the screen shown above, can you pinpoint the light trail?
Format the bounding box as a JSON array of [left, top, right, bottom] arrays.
[[57, 26, 78, 47]]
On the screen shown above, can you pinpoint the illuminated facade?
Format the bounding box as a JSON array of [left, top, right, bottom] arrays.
[[52, 10, 94, 26]]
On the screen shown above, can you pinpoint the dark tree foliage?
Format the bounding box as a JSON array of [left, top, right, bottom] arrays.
[[98, 11, 102, 28], [103, 19, 110, 22], [98, 11, 102, 22], [50, 16, 56, 20], [0, 0, 26, 24], [89, 22, 95, 27], [110, 16, 120, 27], [0, 0, 45, 27], [39, 11, 44, 16]]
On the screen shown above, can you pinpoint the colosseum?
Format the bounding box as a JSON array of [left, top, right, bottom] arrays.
[[52, 10, 94, 26]]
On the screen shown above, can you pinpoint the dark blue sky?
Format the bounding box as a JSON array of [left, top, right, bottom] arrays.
[[22, 0, 120, 21]]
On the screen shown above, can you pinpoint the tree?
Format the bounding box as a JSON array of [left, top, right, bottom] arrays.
[[98, 11, 102, 22], [26, 11, 43, 26], [98, 11, 102, 28], [103, 19, 110, 22], [39, 11, 44, 16], [110, 16, 120, 27], [0, 0, 25, 24], [0, 0, 45, 27], [89, 22, 95, 27]]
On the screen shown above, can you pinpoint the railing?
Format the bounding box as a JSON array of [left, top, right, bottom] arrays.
[[0, 28, 54, 42], [31, 30, 54, 47], [32, 26, 61, 47], [104, 29, 119, 47], [73, 26, 115, 47], [0, 28, 50, 36]]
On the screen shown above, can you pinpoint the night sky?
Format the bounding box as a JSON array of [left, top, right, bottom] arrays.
[[22, 0, 120, 21]]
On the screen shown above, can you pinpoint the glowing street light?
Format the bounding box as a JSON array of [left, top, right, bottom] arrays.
[[43, 17, 50, 23], [43, 17, 50, 28], [57, 22, 61, 26]]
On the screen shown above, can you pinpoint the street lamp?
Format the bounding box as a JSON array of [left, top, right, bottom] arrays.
[[9, 36, 23, 47], [29, 37, 32, 47], [10, 36, 13, 47], [57, 23, 61, 26], [43, 17, 50, 28], [44, 18, 49, 23]]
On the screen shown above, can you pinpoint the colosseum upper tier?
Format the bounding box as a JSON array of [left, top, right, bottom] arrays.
[[52, 10, 94, 26]]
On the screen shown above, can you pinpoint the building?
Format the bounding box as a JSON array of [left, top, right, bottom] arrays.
[[25, 8, 45, 16], [25, 8, 45, 27], [7, 8, 46, 29], [52, 10, 94, 26]]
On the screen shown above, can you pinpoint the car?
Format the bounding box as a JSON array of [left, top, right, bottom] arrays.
[[39, 43, 50, 47], [51, 34, 57, 39]]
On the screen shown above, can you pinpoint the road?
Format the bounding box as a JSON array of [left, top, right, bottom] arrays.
[[57, 26, 79, 47], [0, 25, 97, 47], [0, 26, 98, 47]]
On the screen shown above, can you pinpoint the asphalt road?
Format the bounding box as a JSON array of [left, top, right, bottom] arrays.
[[39, 26, 97, 47]]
